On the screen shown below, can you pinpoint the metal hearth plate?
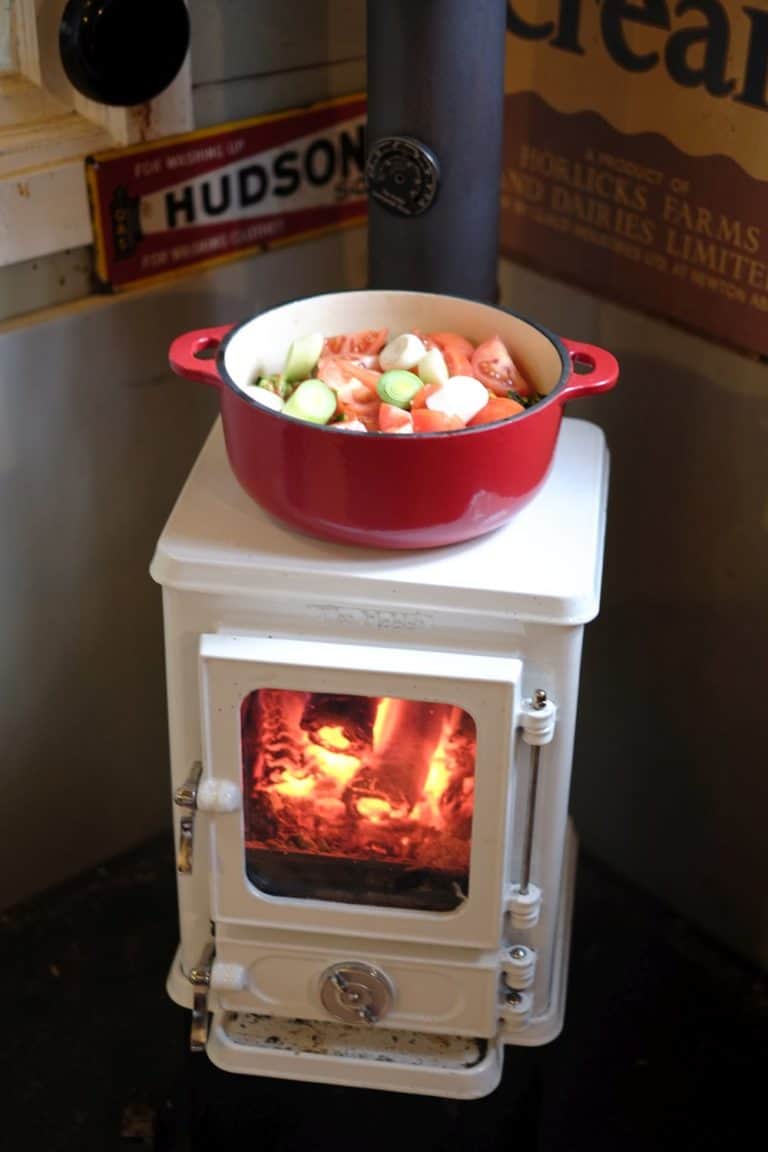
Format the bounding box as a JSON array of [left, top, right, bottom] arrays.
[[221, 1013, 486, 1069]]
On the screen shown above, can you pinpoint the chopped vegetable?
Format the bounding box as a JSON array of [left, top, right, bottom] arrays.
[[283, 332, 324, 383], [412, 409, 465, 433], [324, 329, 388, 356], [242, 324, 543, 433], [282, 378, 337, 424], [316, 355, 381, 394], [240, 384, 285, 412], [427, 332, 475, 377], [379, 333, 427, 372], [256, 374, 293, 399], [377, 370, 424, 409], [417, 347, 450, 387], [334, 379, 380, 429], [335, 418, 368, 432], [467, 396, 525, 426], [378, 403, 414, 433], [471, 336, 530, 397], [410, 382, 442, 409], [426, 376, 489, 423]]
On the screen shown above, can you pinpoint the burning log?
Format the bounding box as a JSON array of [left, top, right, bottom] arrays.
[[299, 693, 376, 752], [243, 690, 476, 883], [253, 689, 307, 778], [351, 698, 453, 808]]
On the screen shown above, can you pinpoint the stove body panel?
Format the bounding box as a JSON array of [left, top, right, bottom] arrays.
[[152, 417, 609, 1095]]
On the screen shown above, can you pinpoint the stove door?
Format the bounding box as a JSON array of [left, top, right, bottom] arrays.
[[199, 633, 522, 949]]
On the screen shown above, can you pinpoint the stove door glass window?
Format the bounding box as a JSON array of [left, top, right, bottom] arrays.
[[241, 689, 477, 911]]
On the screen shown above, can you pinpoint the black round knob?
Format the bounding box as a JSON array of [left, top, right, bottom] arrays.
[[59, 0, 190, 107]]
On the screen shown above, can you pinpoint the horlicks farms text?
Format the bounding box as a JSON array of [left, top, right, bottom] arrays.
[[501, 1, 768, 355]]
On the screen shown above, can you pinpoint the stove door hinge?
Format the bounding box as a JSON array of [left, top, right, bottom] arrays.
[[174, 761, 241, 874], [506, 688, 557, 925], [496, 943, 536, 1032], [188, 941, 215, 1052], [499, 989, 533, 1034], [504, 882, 542, 930], [502, 944, 537, 990], [519, 689, 557, 748]]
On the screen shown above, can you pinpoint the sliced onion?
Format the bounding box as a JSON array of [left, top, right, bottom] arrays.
[[379, 333, 427, 372], [240, 384, 284, 412], [426, 376, 489, 423]]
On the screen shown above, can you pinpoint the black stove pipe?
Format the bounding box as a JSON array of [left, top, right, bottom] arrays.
[[366, 0, 507, 304]]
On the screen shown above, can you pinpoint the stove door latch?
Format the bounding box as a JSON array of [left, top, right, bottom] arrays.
[[189, 941, 215, 1052], [174, 761, 241, 874]]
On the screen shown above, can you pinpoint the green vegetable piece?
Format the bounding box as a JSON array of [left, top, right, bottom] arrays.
[[283, 332, 324, 383], [508, 391, 533, 408], [257, 374, 294, 400], [377, 369, 423, 410], [257, 376, 280, 394], [282, 378, 337, 424]]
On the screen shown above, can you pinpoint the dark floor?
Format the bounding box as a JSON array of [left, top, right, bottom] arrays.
[[1, 835, 764, 1152]]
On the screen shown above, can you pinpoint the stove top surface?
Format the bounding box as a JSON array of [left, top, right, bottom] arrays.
[[151, 418, 609, 623]]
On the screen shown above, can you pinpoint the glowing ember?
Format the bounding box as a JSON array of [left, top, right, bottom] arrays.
[[315, 725, 351, 751], [356, 797, 397, 822], [242, 689, 476, 876]]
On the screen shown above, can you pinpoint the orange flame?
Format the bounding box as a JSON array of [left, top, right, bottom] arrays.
[[244, 691, 476, 873]]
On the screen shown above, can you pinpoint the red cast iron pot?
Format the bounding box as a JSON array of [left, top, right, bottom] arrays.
[[169, 290, 618, 549]]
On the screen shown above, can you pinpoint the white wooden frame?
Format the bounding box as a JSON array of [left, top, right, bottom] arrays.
[[0, 0, 193, 266]]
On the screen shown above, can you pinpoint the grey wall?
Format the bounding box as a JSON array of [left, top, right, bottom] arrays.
[[0, 0, 367, 909], [0, 229, 367, 912], [189, 0, 365, 128], [499, 262, 768, 967]]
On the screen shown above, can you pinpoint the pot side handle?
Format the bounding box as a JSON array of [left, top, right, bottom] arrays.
[[557, 339, 619, 403], [168, 325, 234, 387]]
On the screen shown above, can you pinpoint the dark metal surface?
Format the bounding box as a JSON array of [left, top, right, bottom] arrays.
[[1, 835, 762, 1150], [366, 0, 507, 302]]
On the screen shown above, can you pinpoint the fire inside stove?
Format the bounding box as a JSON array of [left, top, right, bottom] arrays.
[[241, 690, 477, 910]]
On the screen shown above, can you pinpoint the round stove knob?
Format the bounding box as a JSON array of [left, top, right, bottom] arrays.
[[320, 962, 395, 1025]]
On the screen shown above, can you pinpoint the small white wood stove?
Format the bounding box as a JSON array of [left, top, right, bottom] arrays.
[[150, 413, 609, 1100]]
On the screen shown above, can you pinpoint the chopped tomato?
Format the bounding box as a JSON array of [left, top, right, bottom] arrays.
[[378, 403, 413, 433], [335, 380, 380, 430], [334, 418, 367, 432], [315, 355, 382, 429], [409, 382, 442, 409], [316, 355, 381, 394], [467, 396, 525, 426], [323, 329, 388, 357], [471, 336, 530, 397], [426, 331, 475, 377], [411, 409, 465, 433]]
